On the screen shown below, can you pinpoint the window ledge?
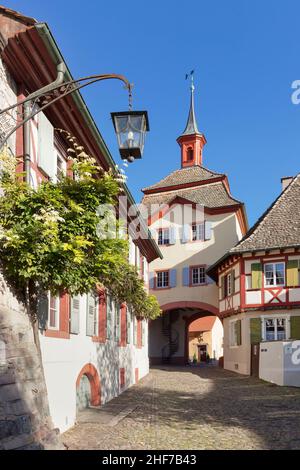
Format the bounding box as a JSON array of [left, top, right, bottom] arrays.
[[44, 330, 70, 339]]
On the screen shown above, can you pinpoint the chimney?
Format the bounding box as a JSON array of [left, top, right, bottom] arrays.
[[281, 176, 294, 192]]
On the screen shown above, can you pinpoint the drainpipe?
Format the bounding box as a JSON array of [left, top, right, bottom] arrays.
[[24, 62, 66, 185]]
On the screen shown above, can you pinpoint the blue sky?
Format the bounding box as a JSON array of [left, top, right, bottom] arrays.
[[6, 0, 300, 226]]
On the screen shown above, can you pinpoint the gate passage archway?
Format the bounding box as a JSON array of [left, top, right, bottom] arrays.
[[149, 301, 221, 365]]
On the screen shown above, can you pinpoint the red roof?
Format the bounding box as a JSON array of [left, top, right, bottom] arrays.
[[189, 316, 216, 333]]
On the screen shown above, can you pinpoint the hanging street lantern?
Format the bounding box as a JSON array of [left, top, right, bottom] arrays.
[[111, 110, 150, 163]]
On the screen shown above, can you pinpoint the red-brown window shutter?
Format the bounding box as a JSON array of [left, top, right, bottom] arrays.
[[137, 318, 142, 349], [120, 368, 125, 388], [59, 293, 70, 333]]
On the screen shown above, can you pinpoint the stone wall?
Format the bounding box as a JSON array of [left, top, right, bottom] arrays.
[[0, 279, 63, 449]]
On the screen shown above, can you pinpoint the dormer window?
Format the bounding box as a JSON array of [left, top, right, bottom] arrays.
[[187, 147, 194, 162]]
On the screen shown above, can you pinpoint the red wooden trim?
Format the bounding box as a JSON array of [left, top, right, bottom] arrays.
[[136, 318, 142, 349], [76, 363, 101, 406], [240, 258, 246, 310], [135, 368, 139, 384]]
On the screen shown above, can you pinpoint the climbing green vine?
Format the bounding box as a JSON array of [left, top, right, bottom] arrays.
[[0, 135, 161, 320]]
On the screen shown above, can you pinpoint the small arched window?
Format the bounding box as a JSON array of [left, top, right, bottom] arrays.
[[187, 147, 194, 162]]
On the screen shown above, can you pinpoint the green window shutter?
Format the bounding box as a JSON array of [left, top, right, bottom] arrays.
[[250, 318, 262, 344], [290, 316, 300, 339], [115, 303, 120, 342], [236, 319, 242, 346], [287, 260, 299, 287], [70, 295, 80, 334], [133, 316, 137, 346], [251, 263, 262, 289]]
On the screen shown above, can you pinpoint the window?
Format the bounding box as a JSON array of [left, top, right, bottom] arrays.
[[48, 294, 59, 330], [192, 223, 205, 241], [222, 271, 234, 298], [230, 320, 242, 347], [56, 155, 66, 181], [156, 271, 169, 288], [187, 147, 194, 161], [264, 263, 285, 286], [191, 266, 206, 285], [158, 228, 170, 246], [264, 318, 287, 341]]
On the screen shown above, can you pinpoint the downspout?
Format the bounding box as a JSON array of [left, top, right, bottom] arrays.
[[24, 62, 66, 185]]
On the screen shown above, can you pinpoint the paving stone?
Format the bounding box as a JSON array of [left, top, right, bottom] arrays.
[[63, 366, 300, 450]]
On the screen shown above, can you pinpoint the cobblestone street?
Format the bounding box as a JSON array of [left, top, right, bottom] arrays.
[[63, 366, 300, 450]]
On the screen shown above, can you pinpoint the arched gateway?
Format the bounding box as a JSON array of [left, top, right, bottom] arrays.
[[76, 363, 101, 411], [149, 302, 221, 365]]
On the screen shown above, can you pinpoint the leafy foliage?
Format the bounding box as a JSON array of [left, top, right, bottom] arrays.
[[0, 138, 161, 320]]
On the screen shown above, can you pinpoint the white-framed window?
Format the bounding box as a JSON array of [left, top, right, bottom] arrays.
[[158, 228, 170, 246], [229, 319, 242, 347], [191, 266, 206, 285], [192, 223, 205, 241], [264, 262, 285, 287], [156, 271, 169, 288], [263, 317, 288, 341], [48, 294, 60, 330]]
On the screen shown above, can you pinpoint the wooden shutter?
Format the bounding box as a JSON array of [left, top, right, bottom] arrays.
[[290, 316, 300, 339], [141, 320, 146, 347], [115, 303, 120, 341], [86, 293, 96, 336], [251, 263, 262, 289], [126, 308, 131, 344], [181, 224, 190, 243], [38, 112, 55, 178], [70, 295, 80, 334], [133, 316, 137, 346], [149, 272, 155, 289], [120, 303, 127, 346], [205, 221, 212, 240], [182, 267, 190, 286], [38, 292, 49, 331], [106, 294, 112, 339], [250, 318, 262, 344], [236, 320, 242, 346], [287, 260, 299, 287], [170, 269, 177, 287], [169, 227, 176, 245]]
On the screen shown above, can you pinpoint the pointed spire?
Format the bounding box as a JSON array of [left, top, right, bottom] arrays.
[[181, 75, 200, 136]]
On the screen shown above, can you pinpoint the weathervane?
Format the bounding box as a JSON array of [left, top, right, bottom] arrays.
[[185, 70, 195, 92]]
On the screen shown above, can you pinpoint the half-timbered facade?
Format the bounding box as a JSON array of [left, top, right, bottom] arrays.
[[208, 175, 300, 383]]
